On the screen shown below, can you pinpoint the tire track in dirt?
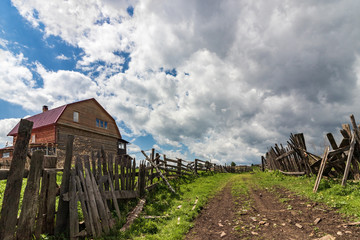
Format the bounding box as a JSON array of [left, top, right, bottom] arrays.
[[185, 180, 238, 240], [185, 175, 360, 240], [233, 178, 360, 240]]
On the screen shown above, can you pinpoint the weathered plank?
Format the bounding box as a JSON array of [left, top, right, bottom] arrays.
[[313, 146, 330, 193], [89, 169, 111, 233], [16, 151, 44, 239], [35, 166, 50, 239], [141, 150, 176, 194], [120, 199, 146, 232], [107, 174, 121, 219], [69, 169, 79, 240], [81, 168, 102, 237], [0, 119, 33, 240], [342, 133, 356, 186], [75, 175, 94, 236], [45, 170, 57, 234], [55, 135, 74, 235], [114, 156, 120, 190]]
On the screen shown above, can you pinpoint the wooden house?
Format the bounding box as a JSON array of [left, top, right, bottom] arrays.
[[3, 98, 128, 165]]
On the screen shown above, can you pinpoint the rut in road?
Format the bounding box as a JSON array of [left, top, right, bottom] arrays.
[[185, 175, 360, 240]]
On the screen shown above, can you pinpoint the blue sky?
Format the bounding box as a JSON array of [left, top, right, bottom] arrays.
[[1, 0, 360, 165]]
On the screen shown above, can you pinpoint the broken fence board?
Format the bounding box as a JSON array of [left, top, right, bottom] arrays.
[[16, 151, 44, 240], [313, 146, 330, 193], [69, 169, 79, 240], [342, 133, 356, 186], [120, 199, 146, 232], [55, 135, 74, 235], [0, 119, 33, 240]]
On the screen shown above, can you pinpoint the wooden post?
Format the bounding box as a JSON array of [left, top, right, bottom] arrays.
[[0, 119, 33, 240], [177, 159, 182, 176], [195, 159, 198, 175], [55, 135, 74, 235], [313, 146, 330, 193], [43, 155, 57, 168], [156, 153, 160, 181], [16, 150, 44, 239], [342, 134, 356, 186], [164, 155, 168, 177], [261, 156, 265, 172], [138, 161, 146, 197], [69, 169, 79, 240], [45, 170, 57, 234], [150, 149, 155, 184], [141, 151, 176, 194]]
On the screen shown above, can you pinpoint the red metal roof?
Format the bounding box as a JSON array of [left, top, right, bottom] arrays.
[[7, 105, 67, 136]]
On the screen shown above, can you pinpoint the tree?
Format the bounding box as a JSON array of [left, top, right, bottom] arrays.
[[230, 161, 236, 167]]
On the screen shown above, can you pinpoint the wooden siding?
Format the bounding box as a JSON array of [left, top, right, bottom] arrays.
[[56, 125, 119, 165], [32, 125, 56, 144], [57, 99, 120, 139], [12, 125, 56, 146]]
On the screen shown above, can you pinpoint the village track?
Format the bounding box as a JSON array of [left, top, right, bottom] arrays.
[[185, 174, 360, 240]]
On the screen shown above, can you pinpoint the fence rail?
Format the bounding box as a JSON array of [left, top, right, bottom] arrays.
[[0, 119, 251, 239]]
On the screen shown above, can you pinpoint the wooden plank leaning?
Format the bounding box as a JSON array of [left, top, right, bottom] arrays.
[[107, 173, 121, 219], [342, 133, 356, 186], [349, 115, 360, 180], [141, 150, 176, 194], [81, 168, 102, 237], [75, 174, 94, 237], [313, 146, 330, 193], [69, 169, 79, 240], [55, 135, 74, 235], [120, 199, 146, 232], [16, 150, 44, 239], [0, 119, 33, 240]]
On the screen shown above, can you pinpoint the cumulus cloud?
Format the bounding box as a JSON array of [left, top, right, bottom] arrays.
[[2, 0, 360, 164], [0, 118, 21, 147]]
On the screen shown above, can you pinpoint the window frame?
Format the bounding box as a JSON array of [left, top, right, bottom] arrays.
[[73, 111, 79, 122]]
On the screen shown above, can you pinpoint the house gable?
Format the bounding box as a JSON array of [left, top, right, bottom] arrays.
[[56, 98, 121, 139]]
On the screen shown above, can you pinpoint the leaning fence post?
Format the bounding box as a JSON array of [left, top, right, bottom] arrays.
[[55, 135, 74, 235], [0, 119, 33, 240]]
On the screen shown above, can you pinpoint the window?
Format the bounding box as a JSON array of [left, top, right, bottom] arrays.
[[31, 134, 36, 143], [2, 152, 10, 158], [96, 118, 108, 129], [118, 142, 125, 149], [73, 111, 79, 122]]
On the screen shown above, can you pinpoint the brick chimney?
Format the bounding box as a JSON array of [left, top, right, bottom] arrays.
[[42, 105, 48, 112]]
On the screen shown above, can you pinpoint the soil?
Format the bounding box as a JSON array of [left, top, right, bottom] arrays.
[[185, 177, 360, 240]]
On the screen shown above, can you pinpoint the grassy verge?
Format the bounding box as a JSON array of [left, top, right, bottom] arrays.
[[252, 170, 360, 220], [105, 173, 235, 240]]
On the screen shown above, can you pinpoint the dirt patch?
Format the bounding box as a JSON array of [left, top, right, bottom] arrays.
[[185, 181, 237, 240], [185, 177, 360, 240]]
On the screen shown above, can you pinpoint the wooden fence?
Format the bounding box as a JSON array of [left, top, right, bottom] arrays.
[[262, 114, 360, 192], [0, 119, 251, 239]]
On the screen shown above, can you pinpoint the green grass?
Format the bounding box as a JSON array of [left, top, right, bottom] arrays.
[[104, 172, 236, 240], [252, 170, 360, 220]]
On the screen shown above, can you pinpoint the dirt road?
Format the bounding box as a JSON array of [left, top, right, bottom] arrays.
[[185, 175, 360, 240]]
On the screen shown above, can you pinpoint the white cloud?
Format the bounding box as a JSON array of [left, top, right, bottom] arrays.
[[0, 118, 21, 148], [56, 54, 70, 60], [2, 0, 360, 164]]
